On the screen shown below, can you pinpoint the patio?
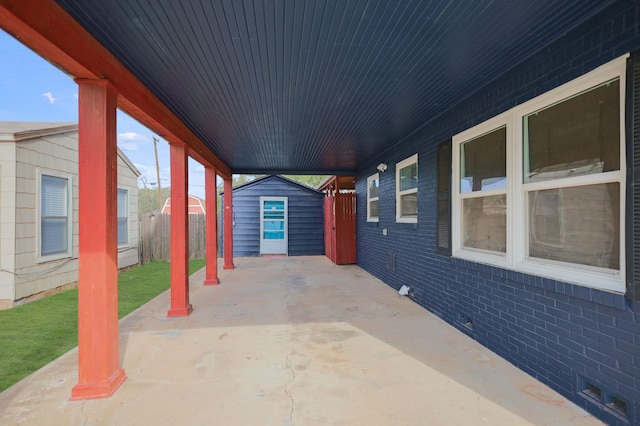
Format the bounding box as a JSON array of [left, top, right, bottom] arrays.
[[0, 256, 600, 425]]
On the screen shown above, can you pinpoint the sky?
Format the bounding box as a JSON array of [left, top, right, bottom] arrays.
[[0, 30, 208, 198]]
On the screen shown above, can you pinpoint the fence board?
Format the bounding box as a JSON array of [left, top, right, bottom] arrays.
[[139, 213, 212, 264]]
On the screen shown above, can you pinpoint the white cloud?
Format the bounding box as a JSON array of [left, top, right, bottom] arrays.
[[43, 91, 57, 104], [118, 132, 149, 151], [118, 131, 145, 141], [119, 142, 139, 151]]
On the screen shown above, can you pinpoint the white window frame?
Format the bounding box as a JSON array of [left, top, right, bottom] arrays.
[[453, 115, 513, 269], [37, 170, 73, 263], [117, 187, 129, 247], [367, 173, 380, 222], [452, 55, 628, 293], [396, 154, 418, 223]]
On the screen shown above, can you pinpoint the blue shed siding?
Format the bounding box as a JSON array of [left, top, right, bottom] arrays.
[[223, 176, 324, 257], [355, 4, 640, 426]]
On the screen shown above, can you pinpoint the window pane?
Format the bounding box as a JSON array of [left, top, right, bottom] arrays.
[[117, 218, 128, 244], [41, 175, 68, 255], [41, 175, 67, 216], [117, 189, 128, 245], [264, 211, 285, 220], [400, 193, 417, 217], [528, 183, 619, 269], [117, 189, 127, 217], [524, 80, 620, 183], [369, 177, 379, 198], [399, 162, 417, 191], [264, 220, 285, 231], [460, 128, 506, 193], [369, 200, 379, 218], [264, 231, 284, 240], [264, 200, 284, 211], [463, 195, 506, 252], [263, 200, 285, 220], [42, 218, 67, 255]]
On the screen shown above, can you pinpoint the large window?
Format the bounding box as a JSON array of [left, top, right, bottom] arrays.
[[39, 172, 72, 261], [452, 56, 626, 292], [396, 154, 418, 223], [367, 173, 379, 222], [117, 188, 129, 246]]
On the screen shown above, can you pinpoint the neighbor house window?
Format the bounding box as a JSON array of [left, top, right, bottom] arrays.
[[367, 173, 380, 222], [117, 188, 129, 246], [39, 172, 72, 260], [396, 154, 418, 223], [451, 55, 626, 292]]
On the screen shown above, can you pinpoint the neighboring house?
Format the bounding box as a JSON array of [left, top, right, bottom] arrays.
[[161, 194, 205, 214], [0, 122, 140, 308], [222, 175, 324, 257]]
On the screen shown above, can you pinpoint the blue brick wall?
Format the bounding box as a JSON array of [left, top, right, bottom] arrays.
[[222, 175, 324, 257], [356, 3, 640, 425]]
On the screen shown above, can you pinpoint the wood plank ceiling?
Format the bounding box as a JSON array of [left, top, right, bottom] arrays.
[[55, 0, 615, 174]]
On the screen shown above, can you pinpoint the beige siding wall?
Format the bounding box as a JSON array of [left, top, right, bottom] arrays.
[[0, 143, 16, 300], [14, 132, 79, 300], [117, 154, 140, 269], [6, 132, 140, 302]]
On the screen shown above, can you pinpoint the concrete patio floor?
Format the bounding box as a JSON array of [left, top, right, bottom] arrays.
[[0, 256, 601, 425]]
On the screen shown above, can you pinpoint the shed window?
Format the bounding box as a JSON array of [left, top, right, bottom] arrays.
[[451, 55, 626, 292], [396, 154, 418, 223], [117, 188, 129, 246], [39, 172, 72, 260], [367, 173, 379, 222]]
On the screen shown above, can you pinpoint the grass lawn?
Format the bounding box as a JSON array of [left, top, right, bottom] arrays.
[[0, 259, 205, 392]]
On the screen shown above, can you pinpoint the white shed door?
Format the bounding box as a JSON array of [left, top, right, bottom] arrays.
[[260, 197, 288, 255]]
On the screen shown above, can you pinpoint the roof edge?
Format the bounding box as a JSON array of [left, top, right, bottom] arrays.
[[0, 122, 78, 142], [222, 175, 323, 195], [117, 147, 141, 177]]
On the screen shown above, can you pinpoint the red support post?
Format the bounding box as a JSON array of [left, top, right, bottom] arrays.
[[71, 79, 126, 400], [167, 141, 193, 317], [204, 166, 220, 285], [223, 178, 235, 270]]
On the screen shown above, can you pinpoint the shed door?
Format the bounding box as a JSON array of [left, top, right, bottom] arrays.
[[260, 197, 288, 255]]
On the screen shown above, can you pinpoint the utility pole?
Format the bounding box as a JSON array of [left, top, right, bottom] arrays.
[[153, 136, 163, 212]]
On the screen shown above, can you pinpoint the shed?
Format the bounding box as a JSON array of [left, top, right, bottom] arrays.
[[161, 194, 205, 214], [222, 175, 324, 257]]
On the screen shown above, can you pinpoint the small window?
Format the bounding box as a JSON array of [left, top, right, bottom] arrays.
[[367, 173, 379, 222], [39, 172, 72, 261], [117, 188, 129, 246], [396, 154, 418, 223]]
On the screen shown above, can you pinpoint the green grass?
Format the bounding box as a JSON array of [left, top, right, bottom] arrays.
[[0, 259, 205, 392]]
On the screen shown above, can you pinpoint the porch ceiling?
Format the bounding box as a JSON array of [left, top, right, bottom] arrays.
[[54, 0, 614, 174]]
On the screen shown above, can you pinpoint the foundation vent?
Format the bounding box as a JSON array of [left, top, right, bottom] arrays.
[[456, 311, 474, 332], [386, 252, 396, 272], [578, 376, 630, 423]]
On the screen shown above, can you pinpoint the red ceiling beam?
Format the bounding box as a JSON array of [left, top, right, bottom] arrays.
[[0, 0, 231, 179]]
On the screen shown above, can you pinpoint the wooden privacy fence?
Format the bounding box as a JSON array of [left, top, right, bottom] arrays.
[[139, 212, 219, 264]]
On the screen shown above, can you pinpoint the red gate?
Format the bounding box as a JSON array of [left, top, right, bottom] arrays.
[[324, 195, 336, 262], [322, 176, 356, 264]]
